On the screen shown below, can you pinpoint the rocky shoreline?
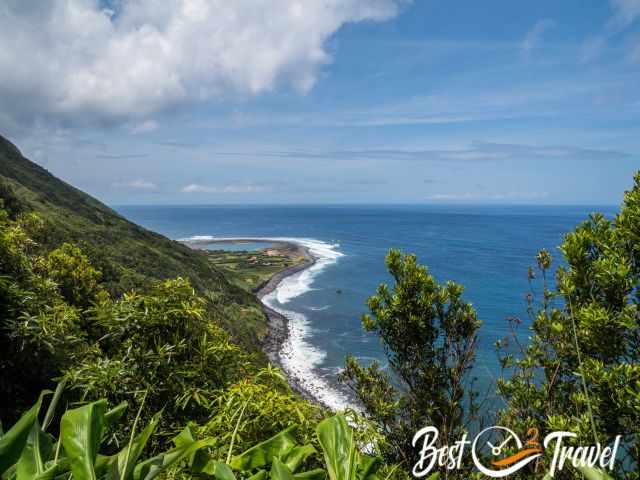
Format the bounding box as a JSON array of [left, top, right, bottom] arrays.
[[182, 237, 327, 406], [255, 243, 325, 405]]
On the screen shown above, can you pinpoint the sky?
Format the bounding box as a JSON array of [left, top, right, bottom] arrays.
[[0, 0, 639, 205]]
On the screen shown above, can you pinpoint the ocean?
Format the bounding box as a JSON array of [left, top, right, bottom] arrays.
[[114, 204, 618, 411]]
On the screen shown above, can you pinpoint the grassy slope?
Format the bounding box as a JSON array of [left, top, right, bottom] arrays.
[[0, 134, 268, 351]]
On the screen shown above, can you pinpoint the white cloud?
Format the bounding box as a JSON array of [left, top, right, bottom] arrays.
[[113, 179, 158, 190], [0, 0, 400, 126], [181, 183, 267, 194], [181, 184, 215, 193], [608, 0, 640, 30], [583, 1, 640, 63], [426, 191, 549, 202], [521, 19, 555, 56], [191, 79, 620, 130], [205, 141, 630, 163]]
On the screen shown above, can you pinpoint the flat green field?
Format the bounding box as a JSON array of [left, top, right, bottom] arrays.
[[205, 248, 305, 292]]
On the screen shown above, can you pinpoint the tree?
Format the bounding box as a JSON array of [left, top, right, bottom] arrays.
[[341, 249, 481, 473], [42, 242, 103, 308], [497, 172, 640, 479]]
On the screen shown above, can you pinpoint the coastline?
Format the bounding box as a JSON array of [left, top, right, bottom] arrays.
[[254, 243, 324, 405], [183, 237, 328, 407]]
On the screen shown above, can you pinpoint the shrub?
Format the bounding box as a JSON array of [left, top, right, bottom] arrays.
[[497, 173, 640, 479], [341, 249, 481, 472]]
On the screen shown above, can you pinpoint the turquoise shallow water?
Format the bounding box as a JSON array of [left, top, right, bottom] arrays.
[[115, 204, 617, 410]]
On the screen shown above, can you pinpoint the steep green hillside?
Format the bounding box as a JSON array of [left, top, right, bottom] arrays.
[[0, 156, 325, 454], [0, 134, 267, 350]]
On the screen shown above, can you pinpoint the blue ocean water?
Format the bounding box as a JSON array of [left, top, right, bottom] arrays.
[[115, 204, 617, 410]]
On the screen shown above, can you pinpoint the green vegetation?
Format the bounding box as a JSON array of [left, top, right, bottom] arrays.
[[0, 134, 266, 353], [341, 174, 640, 479], [201, 247, 305, 344], [0, 389, 380, 480], [340, 250, 481, 471], [1, 132, 638, 479], [495, 173, 640, 479], [205, 249, 304, 294], [0, 199, 330, 459], [0, 134, 391, 480], [0, 136, 328, 467]]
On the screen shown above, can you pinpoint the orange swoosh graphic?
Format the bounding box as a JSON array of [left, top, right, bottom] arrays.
[[491, 447, 542, 467]]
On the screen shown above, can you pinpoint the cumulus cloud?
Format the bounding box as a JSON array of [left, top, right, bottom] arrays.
[[0, 0, 400, 126]]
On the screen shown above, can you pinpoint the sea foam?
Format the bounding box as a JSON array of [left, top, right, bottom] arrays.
[[180, 235, 355, 411]]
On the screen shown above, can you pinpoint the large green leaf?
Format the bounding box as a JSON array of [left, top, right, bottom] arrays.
[[206, 461, 237, 480], [316, 416, 358, 480], [355, 454, 380, 480], [98, 412, 160, 480], [247, 470, 267, 480], [294, 469, 327, 480], [15, 420, 53, 480], [31, 460, 70, 480], [230, 426, 298, 471], [171, 423, 210, 472], [270, 458, 295, 480], [0, 391, 47, 475], [132, 437, 217, 480], [283, 445, 316, 472], [60, 399, 108, 480]]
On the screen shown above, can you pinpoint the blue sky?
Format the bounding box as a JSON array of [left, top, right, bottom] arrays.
[[1, 0, 639, 204]]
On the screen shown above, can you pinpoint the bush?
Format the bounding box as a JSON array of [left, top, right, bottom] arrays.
[[341, 249, 481, 471], [0, 389, 379, 480], [497, 173, 640, 479], [0, 206, 319, 460]]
